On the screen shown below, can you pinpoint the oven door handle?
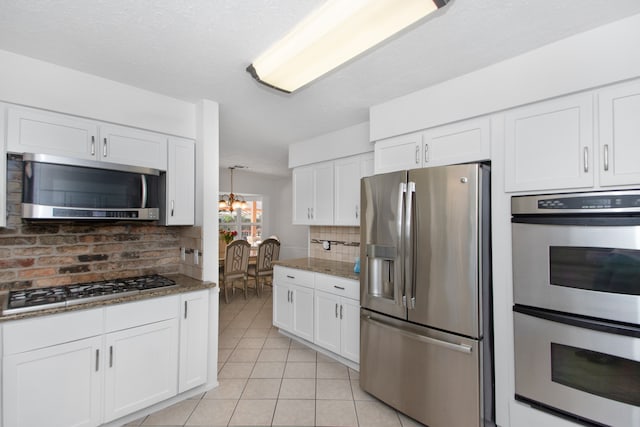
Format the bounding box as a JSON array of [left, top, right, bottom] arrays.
[[514, 305, 640, 338], [140, 174, 147, 208]]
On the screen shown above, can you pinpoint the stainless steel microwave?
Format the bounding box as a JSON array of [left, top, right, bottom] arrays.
[[21, 154, 161, 220]]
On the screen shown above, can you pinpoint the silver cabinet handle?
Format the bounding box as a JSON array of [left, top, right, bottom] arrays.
[[335, 303, 338, 318], [583, 147, 589, 173], [364, 316, 472, 354], [415, 145, 420, 164], [140, 175, 148, 208], [286, 275, 295, 279], [333, 285, 345, 290], [90, 136, 95, 156], [424, 143, 429, 163], [355, 205, 358, 219], [95, 349, 100, 372], [604, 144, 609, 171], [109, 345, 113, 367], [287, 290, 290, 302], [171, 200, 175, 217], [290, 291, 293, 303], [184, 301, 188, 319], [340, 304, 343, 319], [103, 137, 108, 158], [311, 207, 314, 219]]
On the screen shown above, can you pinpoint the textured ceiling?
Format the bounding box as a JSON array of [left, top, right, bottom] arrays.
[[1, 0, 640, 176]]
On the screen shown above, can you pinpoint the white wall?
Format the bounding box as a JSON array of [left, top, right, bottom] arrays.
[[219, 169, 307, 260], [0, 49, 196, 138], [370, 12, 640, 141], [289, 121, 372, 168]]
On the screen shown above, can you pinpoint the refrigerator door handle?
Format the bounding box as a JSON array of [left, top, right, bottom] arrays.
[[398, 181, 407, 307], [364, 315, 473, 354], [405, 181, 416, 309]]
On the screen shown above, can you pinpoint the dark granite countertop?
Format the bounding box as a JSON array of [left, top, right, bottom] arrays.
[[274, 258, 360, 281], [0, 274, 216, 322]]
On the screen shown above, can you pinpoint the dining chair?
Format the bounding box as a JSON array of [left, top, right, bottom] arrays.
[[220, 240, 251, 303], [248, 237, 281, 297]]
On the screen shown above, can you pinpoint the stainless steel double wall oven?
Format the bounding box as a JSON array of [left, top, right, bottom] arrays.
[[512, 190, 640, 426]]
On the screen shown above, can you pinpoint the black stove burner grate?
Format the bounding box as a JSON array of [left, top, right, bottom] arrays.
[[4, 274, 177, 314]]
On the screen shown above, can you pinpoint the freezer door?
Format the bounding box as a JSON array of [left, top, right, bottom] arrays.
[[360, 310, 483, 427], [360, 171, 407, 320], [407, 164, 482, 337]]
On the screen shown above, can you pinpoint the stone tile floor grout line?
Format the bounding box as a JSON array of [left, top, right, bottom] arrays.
[[122, 287, 424, 427]]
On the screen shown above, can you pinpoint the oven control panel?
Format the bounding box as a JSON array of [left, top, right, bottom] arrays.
[[512, 190, 640, 214]]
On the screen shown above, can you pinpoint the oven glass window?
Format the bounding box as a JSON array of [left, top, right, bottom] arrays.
[[551, 343, 640, 407], [549, 246, 640, 295]]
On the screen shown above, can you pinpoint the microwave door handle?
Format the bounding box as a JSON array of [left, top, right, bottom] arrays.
[[405, 181, 416, 310], [140, 174, 147, 208]]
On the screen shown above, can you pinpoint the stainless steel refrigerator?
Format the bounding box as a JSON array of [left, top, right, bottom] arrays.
[[360, 163, 494, 427]]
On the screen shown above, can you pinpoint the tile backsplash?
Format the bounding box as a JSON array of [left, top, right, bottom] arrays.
[[309, 226, 360, 263]]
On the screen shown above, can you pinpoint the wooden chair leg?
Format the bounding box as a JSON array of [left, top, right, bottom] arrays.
[[224, 280, 229, 304], [243, 277, 248, 299]]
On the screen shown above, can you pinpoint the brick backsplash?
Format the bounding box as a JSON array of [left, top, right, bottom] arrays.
[[0, 157, 190, 291], [309, 225, 360, 264]]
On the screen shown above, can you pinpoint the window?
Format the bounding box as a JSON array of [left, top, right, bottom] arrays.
[[218, 195, 263, 246]]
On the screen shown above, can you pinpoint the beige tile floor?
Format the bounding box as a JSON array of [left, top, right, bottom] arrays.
[[123, 287, 425, 427]]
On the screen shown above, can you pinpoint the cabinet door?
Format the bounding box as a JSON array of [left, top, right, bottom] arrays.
[[313, 290, 341, 354], [504, 93, 594, 192], [334, 156, 361, 226], [3, 336, 103, 427], [292, 166, 314, 224], [340, 298, 360, 363], [99, 124, 168, 170], [312, 162, 334, 225], [103, 319, 179, 422], [599, 81, 640, 187], [6, 106, 98, 159], [374, 132, 422, 174], [292, 285, 315, 342], [273, 283, 293, 332], [179, 291, 209, 393], [165, 137, 195, 225], [0, 104, 6, 228], [424, 117, 490, 167]]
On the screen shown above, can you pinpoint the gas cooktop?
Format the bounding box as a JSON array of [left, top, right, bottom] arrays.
[[3, 274, 177, 315]]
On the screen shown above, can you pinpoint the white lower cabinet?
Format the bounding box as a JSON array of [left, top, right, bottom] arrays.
[[273, 282, 314, 342], [178, 290, 209, 393], [274, 266, 360, 364], [2, 292, 210, 427], [3, 336, 103, 427], [103, 319, 179, 422], [314, 274, 360, 363]]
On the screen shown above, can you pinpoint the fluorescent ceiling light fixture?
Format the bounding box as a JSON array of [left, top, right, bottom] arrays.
[[247, 0, 448, 93]]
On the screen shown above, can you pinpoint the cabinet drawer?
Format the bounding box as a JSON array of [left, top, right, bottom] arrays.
[[315, 273, 359, 300], [274, 266, 315, 289], [105, 295, 179, 332], [3, 308, 104, 355]]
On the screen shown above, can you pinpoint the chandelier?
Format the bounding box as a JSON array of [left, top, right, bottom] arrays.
[[219, 166, 247, 211]]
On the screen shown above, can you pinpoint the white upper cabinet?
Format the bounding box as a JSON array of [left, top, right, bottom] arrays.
[[7, 105, 99, 159], [6, 105, 168, 171], [374, 132, 422, 174], [163, 137, 195, 225], [99, 124, 167, 170], [292, 161, 334, 225], [504, 93, 594, 192], [598, 80, 640, 187], [422, 117, 490, 168], [374, 117, 490, 174], [334, 152, 374, 226], [0, 104, 7, 228]]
